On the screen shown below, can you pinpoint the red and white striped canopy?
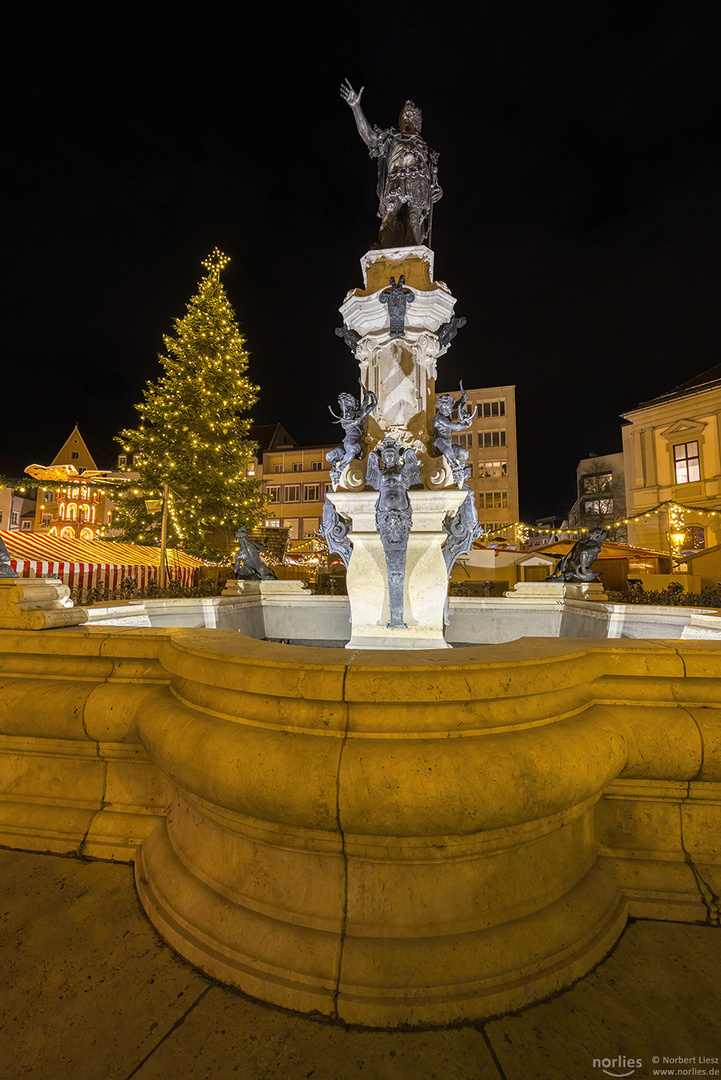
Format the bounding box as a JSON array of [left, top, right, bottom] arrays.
[[1, 530, 204, 596]]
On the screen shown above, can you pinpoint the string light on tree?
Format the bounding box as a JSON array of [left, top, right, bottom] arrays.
[[109, 250, 265, 560]]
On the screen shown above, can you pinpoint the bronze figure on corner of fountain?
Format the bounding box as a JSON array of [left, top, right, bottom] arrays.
[[233, 526, 277, 580], [326, 385, 378, 487], [340, 78, 442, 248], [432, 382, 477, 484], [545, 529, 608, 583]]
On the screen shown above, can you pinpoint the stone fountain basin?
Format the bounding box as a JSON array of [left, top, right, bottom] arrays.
[[83, 579, 721, 642], [1, 623, 718, 1026]]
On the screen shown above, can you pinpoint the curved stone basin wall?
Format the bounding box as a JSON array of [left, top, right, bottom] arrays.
[[84, 589, 721, 644], [0, 627, 719, 1026]]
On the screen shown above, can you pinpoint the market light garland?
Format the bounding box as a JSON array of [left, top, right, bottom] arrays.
[[482, 499, 721, 547]]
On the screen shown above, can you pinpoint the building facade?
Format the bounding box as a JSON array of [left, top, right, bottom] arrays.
[[436, 384, 520, 539], [622, 366, 721, 553], [32, 426, 117, 541], [566, 452, 627, 542], [260, 445, 333, 540]]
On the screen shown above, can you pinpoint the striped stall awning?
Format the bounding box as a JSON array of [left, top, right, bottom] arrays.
[[1, 530, 205, 597]]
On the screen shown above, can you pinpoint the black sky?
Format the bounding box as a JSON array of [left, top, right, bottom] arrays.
[[4, 3, 721, 520]]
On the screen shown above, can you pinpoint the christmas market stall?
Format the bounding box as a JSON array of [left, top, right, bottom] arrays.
[[0, 531, 204, 601]]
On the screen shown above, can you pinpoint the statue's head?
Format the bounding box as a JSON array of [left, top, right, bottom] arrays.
[[455, 447, 470, 467], [338, 392, 357, 416], [235, 526, 248, 541], [589, 528, 608, 543], [435, 394, 455, 416], [378, 437, 401, 467], [399, 100, 422, 134]]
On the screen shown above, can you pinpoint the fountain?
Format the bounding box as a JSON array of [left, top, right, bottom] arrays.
[[1, 83, 719, 1034], [318, 83, 481, 648]]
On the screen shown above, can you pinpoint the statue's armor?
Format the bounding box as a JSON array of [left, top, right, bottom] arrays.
[[371, 129, 439, 219]]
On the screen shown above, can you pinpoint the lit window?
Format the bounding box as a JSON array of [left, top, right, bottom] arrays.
[[680, 525, 705, 551], [266, 486, 281, 503], [581, 472, 612, 495], [265, 519, 281, 527], [479, 461, 507, 478], [67, 504, 77, 521], [583, 498, 613, 515], [674, 442, 700, 484]]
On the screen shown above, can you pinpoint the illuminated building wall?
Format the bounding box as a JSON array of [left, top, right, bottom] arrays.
[[621, 366, 721, 553], [33, 425, 118, 540]]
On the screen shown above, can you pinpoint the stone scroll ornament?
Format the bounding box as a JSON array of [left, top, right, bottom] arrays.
[[442, 449, 483, 625], [432, 381, 478, 487], [318, 499, 352, 568], [233, 526, 277, 580], [545, 529, 608, 582], [326, 385, 378, 489], [339, 79, 442, 248], [380, 275, 415, 338], [366, 438, 422, 629]]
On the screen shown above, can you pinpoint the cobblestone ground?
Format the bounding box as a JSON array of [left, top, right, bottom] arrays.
[[1, 848, 719, 1080]]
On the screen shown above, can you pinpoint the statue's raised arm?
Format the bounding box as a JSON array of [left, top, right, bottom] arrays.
[[340, 79, 442, 248], [340, 78, 379, 150]]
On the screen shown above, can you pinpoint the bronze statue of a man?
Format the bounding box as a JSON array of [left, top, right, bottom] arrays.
[[340, 79, 442, 248]]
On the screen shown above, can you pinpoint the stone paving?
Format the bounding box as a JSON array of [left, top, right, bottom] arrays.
[[1, 848, 719, 1080]]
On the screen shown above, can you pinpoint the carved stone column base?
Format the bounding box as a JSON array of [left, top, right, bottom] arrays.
[[0, 577, 87, 630], [504, 581, 609, 602], [329, 490, 465, 649]]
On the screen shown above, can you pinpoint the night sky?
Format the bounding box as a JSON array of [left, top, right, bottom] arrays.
[[4, 3, 721, 521]]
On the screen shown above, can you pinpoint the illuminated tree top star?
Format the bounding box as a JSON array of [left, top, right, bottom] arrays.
[[202, 248, 231, 278]]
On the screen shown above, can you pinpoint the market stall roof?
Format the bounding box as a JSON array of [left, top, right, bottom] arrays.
[[530, 540, 669, 561], [1, 530, 203, 569]]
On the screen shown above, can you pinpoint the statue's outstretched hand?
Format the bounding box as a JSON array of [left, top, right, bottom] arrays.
[[340, 78, 363, 108]]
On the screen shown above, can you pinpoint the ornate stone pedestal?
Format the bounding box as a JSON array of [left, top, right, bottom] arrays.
[[338, 246, 459, 480], [504, 581, 609, 602], [329, 489, 465, 649], [222, 579, 307, 598], [0, 577, 88, 630]]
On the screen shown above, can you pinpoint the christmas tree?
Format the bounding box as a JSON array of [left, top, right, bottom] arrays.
[[111, 249, 265, 560]]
